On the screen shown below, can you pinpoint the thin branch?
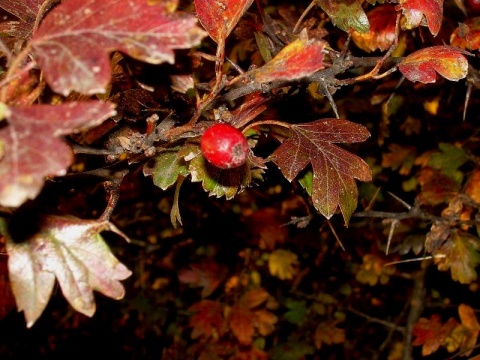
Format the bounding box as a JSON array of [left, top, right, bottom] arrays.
[[346, 307, 406, 333]]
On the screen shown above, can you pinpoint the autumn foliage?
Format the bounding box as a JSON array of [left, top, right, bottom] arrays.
[[1, 0, 480, 359]]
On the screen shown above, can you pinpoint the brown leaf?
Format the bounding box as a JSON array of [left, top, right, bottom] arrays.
[[4, 215, 131, 327], [194, 0, 253, 43], [31, 0, 207, 96], [0, 101, 116, 208], [412, 315, 458, 356], [458, 304, 480, 356], [397, 0, 443, 36], [399, 46, 468, 84], [269, 119, 372, 223], [188, 300, 226, 339], [229, 304, 255, 345], [178, 261, 227, 297], [314, 320, 346, 349]]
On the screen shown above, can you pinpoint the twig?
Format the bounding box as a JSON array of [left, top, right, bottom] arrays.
[[346, 307, 406, 333], [99, 169, 129, 221]]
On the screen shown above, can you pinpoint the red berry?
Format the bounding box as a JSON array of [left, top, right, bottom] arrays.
[[468, 0, 480, 13], [200, 123, 249, 169]]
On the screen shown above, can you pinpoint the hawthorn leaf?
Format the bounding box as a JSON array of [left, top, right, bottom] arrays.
[[0, 0, 42, 40], [268, 249, 298, 280], [188, 300, 226, 339], [351, 4, 397, 53], [412, 315, 458, 356], [4, 215, 131, 327], [144, 148, 188, 190], [315, 0, 369, 33], [229, 304, 255, 345], [0, 101, 116, 208], [194, 0, 253, 43], [450, 18, 480, 51], [399, 46, 468, 84], [240, 288, 270, 309], [249, 31, 325, 84], [458, 304, 480, 356], [397, 0, 443, 36], [269, 119, 372, 223], [434, 230, 480, 284], [314, 320, 346, 349], [31, 0, 207, 96], [178, 261, 227, 297], [465, 168, 480, 205]]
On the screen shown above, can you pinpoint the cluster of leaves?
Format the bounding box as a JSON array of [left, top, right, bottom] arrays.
[[2, 0, 480, 358]]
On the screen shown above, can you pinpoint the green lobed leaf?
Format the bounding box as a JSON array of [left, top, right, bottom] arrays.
[[144, 147, 188, 190], [315, 0, 370, 33]]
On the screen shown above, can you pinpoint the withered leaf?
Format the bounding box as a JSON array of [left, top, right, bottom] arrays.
[[0, 101, 116, 208], [0, 0, 42, 40], [3, 215, 131, 327], [412, 315, 458, 356], [31, 0, 207, 96], [178, 261, 227, 298], [188, 300, 226, 339], [314, 320, 346, 349], [269, 119, 372, 224]]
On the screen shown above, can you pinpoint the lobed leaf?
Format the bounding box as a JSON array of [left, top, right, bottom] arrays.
[[144, 147, 188, 190], [269, 119, 372, 224], [399, 46, 468, 84], [31, 0, 207, 96], [412, 315, 458, 356], [0, 0, 42, 40], [188, 300, 226, 339], [0, 101, 116, 208], [268, 249, 298, 280], [4, 215, 131, 327]]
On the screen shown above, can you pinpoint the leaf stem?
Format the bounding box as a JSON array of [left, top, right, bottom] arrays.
[[242, 119, 291, 133]]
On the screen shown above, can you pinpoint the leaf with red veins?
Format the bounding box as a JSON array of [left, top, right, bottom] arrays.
[[194, 0, 253, 43], [397, 0, 443, 36], [0, 101, 116, 208], [269, 119, 372, 224], [352, 4, 398, 53], [0, 0, 42, 39], [250, 31, 325, 83], [412, 315, 458, 356], [399, 46, 468, 84], [4, 215, 131, 328], [31, 0, 207, 96]]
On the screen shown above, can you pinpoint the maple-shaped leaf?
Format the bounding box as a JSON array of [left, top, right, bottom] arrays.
[[178, 261, 227, 297], [434, 230, 480, 284], [397, 0, 443, 36], [0, 101, 116, 208], [314, 320, 346, 349], [268, 249, 299, 280], [412, 315, 458, 356], [30, 0, 207, 96], [381, 144, 416, 176], [269, 119, 372, 223], [194, 0, 253, 43], [249, 30, 325, 84], [183, 143, 254, 200], [355, 254, 396, 286], [229, 304, 255, 345], [144, 147, 188, 190], [399, 46, 468, 84], [315, 0, 369, 33], [0, 0, 42, 40], [3, 215, 131, 327], [188, 300, 226, 339], [352, 4, 397, 53]]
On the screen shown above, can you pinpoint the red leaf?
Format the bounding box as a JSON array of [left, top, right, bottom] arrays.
[[188, 300, 226, 339], [352, 4, 398, 53], [450, 18, 480, 51], [250, 30, 325, 83], [398, 46, 468, 83], [397, 0, 443, 36], [4, 215, 131, 327], [412, 315, 458, 356], [31, 0, 207, 96], [269, 119, 372, 224], [0, 0, 42, 39], [229, 304, 255, 345], [178, 261, 227, 297], [194, 0, 253, 43], [0, 101, 116, 207]]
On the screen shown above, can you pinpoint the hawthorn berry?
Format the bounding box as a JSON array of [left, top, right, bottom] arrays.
[[468, 0, 480, 14], [200, 123, 249, 169]]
